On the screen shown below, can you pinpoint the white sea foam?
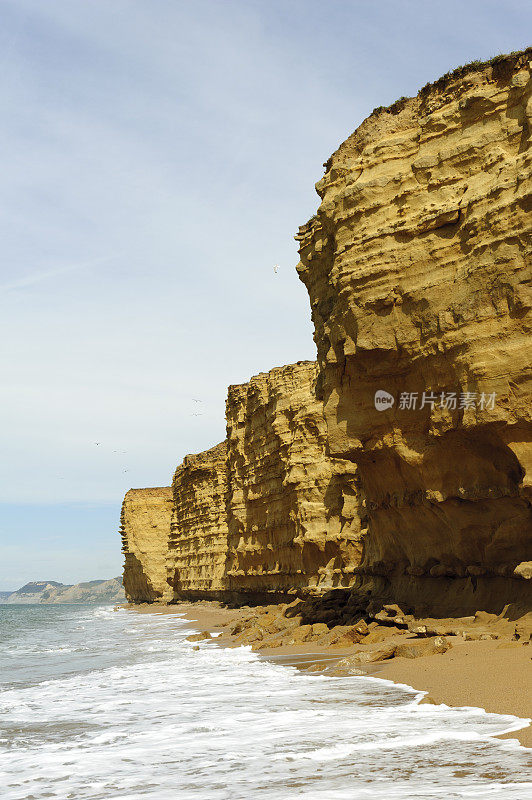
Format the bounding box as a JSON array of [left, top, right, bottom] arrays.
[[0, 605, 530, 800]]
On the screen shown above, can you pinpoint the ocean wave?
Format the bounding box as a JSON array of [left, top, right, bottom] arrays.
[[0, 605, 530, 799]]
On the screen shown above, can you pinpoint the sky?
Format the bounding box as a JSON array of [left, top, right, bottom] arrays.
[[0, 0, 530, 590]]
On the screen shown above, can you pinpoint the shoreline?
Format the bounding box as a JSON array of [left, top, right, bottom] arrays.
[[128, 601, 532, 748]]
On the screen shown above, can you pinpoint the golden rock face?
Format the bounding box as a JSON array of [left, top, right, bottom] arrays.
[[122, 51, 531, 615], [168, 441, 229, 596], [122, 362, 365, 602], [224, 361, 363, 595], [120, 487, 174, 602], [296, 51, 532, 608]]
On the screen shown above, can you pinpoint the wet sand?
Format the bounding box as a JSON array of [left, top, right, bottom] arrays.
[[129, 601, 532, 747], [374, 639, 532, 747]]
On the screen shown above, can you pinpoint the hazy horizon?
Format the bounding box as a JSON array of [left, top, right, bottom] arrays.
[[0, 574, 121, 593], [1, 0, 530, 590]]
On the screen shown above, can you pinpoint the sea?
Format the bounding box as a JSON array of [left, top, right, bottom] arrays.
[[0, 604, 531, 800]]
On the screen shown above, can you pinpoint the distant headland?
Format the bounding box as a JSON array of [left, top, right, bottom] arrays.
[[0, 577, 125, 604]]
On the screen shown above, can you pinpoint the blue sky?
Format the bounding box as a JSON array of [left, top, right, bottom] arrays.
[[1, 0, 530, 590]]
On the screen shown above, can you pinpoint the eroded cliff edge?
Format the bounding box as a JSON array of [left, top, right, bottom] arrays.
[[123, 362, 364, 603], [122, 51, 531, 619], [296, 50, 532, 614], [167, 442, 229, 598], [225, 362, 362, 596], [121, 487, 174, 602]]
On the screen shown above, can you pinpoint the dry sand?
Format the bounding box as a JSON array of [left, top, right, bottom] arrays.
[[129, 602, 532, 748]]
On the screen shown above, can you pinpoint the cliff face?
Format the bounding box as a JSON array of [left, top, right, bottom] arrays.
[[225, 361, 363, 595], [121, 53, 531, 615], [123, 363, 365, 602], [120, 488, 174, 603], [297, 52, 532, 613], [167, 442, 229, 597]]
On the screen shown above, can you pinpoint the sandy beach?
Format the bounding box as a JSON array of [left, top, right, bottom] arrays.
[[130, 601, 532, 748], [376, 640, 532, 747]]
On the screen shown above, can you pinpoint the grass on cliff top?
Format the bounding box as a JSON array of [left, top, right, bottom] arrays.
[[419, 47, 532, 95], [371, 46, 532, 116]]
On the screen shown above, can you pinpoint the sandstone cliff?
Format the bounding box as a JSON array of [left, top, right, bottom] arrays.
[[167, 442, 229, 597], [121, 50, 531, 618], [123, 363, 365, 602], [121, 487, 174, 602], [225, 361, 363, 596], [296, 51, 532, 614]]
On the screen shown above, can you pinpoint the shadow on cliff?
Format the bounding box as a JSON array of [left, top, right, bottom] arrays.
[[123, 553, 163, 603]]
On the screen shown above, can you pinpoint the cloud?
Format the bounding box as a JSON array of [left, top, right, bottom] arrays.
[[0, 0, 530, 581], [0, 255, 116, 292]]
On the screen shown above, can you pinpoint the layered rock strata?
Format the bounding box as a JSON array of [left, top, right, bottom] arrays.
[[120, 487, 174, 602], [224, 361, 363, 596], [167, 442, 229, 598], [122, 51, 531, 618], [296, 51, 532, 614], [123, 363, 365, 603]]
